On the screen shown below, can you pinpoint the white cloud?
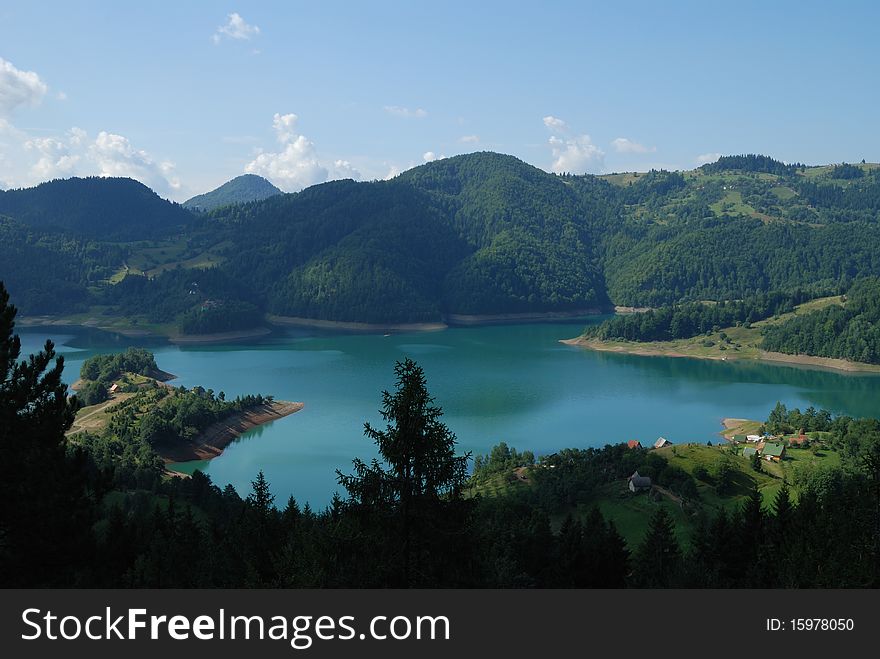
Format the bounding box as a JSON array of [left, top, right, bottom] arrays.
[[383, 164, 402, 180], [459, 134, 480, 144], [212, 12, 260, 44], [611, 137, 656, 154], [0, 57, 48, 114], [0, 121, 182, 197], [696, 152, 721, 164], [384, 105, 428, 119], [89, 131, 181, 195], [55, 90, 68, 101], [422, 151, 446, 163], [25, 134, 80, 179], [245, 113, 361, 191], [548, 135, 604, 174], [542, 115, 567, 132], [245, 114, 327, 191], [543, 116, 604, 174], [332, 159, 361, 180]]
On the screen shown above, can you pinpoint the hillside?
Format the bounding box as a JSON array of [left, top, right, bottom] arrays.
[[5, 152, 880, 332], [183, 174, 282, 212], [0, 176, 193, 240]]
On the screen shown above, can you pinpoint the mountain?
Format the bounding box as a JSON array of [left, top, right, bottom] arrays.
[[0, 176, 193, 240], [183, 174, 282, 212], [3, 152, 880, 327]]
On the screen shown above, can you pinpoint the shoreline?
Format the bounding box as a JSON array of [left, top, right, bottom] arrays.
[[563, 337, 880, 374], [168, 327, 273, 344], [445, 308, 604, 326], [268, 314, 447, 332], [18, 315, 275, 345], [160, 400, 304, 464]]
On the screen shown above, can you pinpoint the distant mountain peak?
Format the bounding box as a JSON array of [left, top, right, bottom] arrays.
[[183, 174, 282, 211]]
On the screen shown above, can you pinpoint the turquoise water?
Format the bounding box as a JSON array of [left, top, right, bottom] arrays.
[[18, 322, 880, 508]]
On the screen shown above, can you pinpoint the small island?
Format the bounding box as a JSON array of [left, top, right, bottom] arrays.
[[69, 348, 303, 472]]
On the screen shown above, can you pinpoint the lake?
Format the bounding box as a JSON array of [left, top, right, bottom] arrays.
[[18, 321, 880, 508]]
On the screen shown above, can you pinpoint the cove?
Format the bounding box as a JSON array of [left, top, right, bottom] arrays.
[[18, 321, 880, 508]]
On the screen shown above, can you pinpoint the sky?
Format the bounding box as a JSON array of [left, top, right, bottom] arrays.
[[1, 0, 878, 201]]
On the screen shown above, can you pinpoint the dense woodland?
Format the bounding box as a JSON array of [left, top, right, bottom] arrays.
[[585, 290, 814, 342], [4, 153, 880, 349], [3, 282, 880, 588], [761, 277, 880, 363]]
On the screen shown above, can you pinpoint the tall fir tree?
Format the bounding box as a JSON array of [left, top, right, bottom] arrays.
[[0, 281, 93, 586]]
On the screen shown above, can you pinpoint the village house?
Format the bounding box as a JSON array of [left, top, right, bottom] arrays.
[[746, 434, 762, 443], [627, 440, 642, 449], [743, 446, 758, 458], [628, 471, 652, 493], [654, 437, 671, 449], [108, 383, 119, 394], [761, 442, 786, 462]]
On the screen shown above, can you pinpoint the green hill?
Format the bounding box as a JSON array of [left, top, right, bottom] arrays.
[[0, 176, 193, 240], [183, 174, 282, 212], [4, 152, 880, 332]]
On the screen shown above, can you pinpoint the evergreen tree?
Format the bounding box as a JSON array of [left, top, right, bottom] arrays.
[[632, 507, 681, 587], [337, 358, 472, 586], [0, 281, 93, 586]]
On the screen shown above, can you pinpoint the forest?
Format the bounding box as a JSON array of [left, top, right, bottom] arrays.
[[3, 281, 880, 588], [584, 290, 814, 342], [761, 277, 880, 363], [0, 153, 878, 328]]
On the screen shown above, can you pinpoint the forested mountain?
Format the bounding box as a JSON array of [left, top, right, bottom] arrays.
[[2, 152, 880, 329], [183, 174, 282, 212], [0, 177, 193, 240]]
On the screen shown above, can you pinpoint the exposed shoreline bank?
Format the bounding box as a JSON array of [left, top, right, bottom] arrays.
[[21, 308, 605, 341], [168, 327, 273, 344], [563, 337, 880, 374], [18, 315, 275, 345], [161, 400, 304, 464], [268, 315, 448, 332], [445, 308, 604, 326]]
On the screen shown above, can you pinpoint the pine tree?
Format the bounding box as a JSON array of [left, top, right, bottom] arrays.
[[0, 281, 93, 586], [337, 358, 471, 586], [633, 507, 681, 587]]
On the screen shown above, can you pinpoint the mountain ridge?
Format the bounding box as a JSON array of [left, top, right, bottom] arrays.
[[3, 152, 880, 329]]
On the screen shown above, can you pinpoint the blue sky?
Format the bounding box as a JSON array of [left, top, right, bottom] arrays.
[[1, 1, 878, 200]]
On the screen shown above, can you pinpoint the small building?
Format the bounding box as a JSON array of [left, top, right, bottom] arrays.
[[762, 442, 786, 462], [746, 434, 761, 443], [108, 383, 119, 394], [628, 471, 652, 493], [654, 437, 671, 449], [788, 434, 809, 446], [742, 446, 758, 458], [733, 434, 747, 443], [627, 440, 642, 449]]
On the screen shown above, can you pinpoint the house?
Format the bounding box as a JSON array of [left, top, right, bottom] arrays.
[[654, 437, 671, 449], [742, 446, 758, 458], [733, 434, 747, 443], [628, 471, 652, 493], [761, 442, 785, 462], [627, 440, 642, 449], [108, 383, 119, 394], [788, 434, 809, 446], [746, 434, 762, 443]]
